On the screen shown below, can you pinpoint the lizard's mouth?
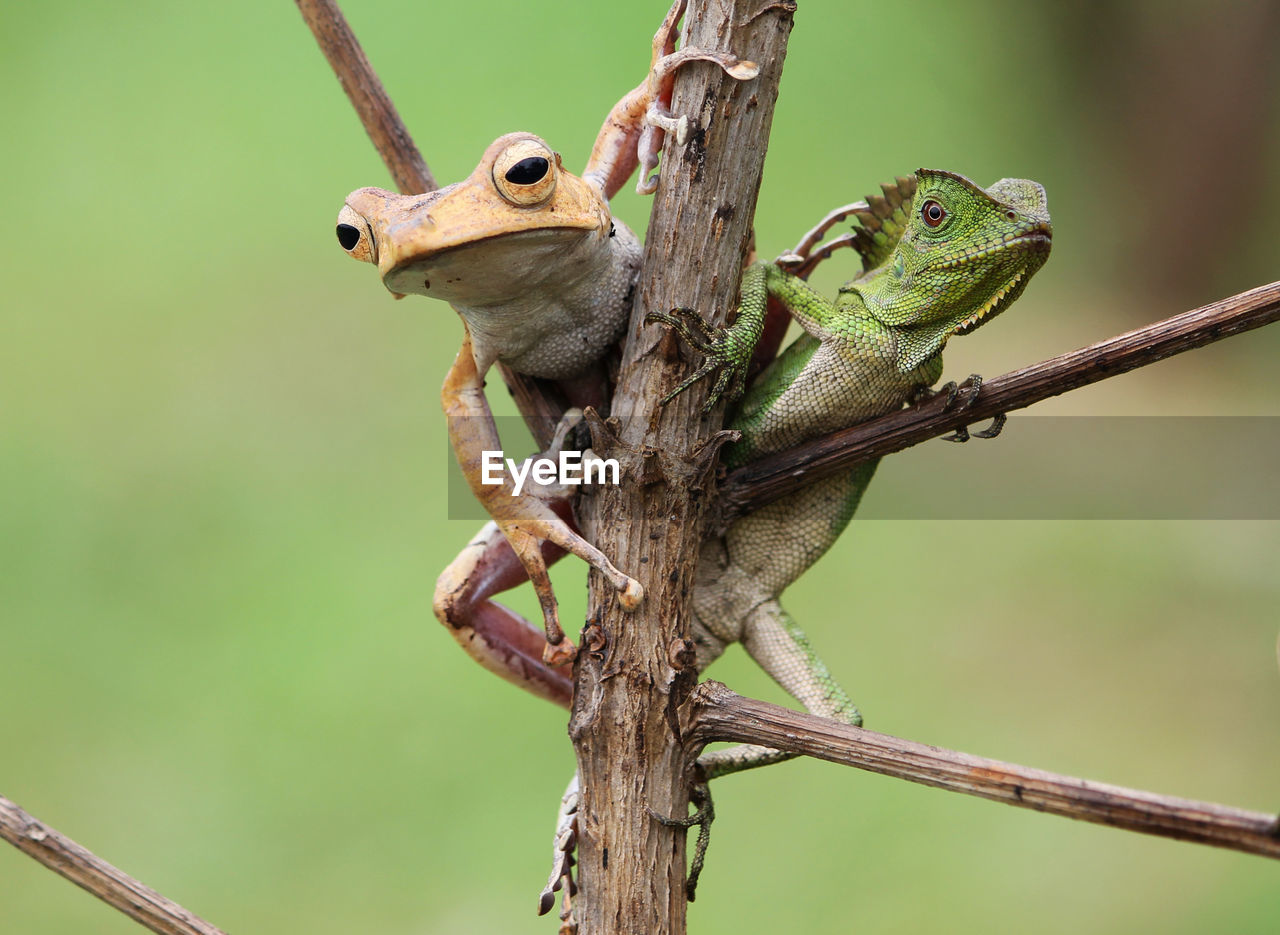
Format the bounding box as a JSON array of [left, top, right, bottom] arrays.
[[953, 267, 1027, 335], [948, 229, 1051, 335]]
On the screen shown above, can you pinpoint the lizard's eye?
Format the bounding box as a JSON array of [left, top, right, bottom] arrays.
[[335, 205, 376, 264], [494, 138, 558, 206], [921, 199, 947, 228]]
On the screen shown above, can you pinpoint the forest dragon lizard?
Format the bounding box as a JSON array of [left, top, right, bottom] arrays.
[[648, 166, 1053, 775], [538, 169, 1053, 916]]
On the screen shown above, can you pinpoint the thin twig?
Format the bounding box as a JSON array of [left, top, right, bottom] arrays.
[[721, 279, 1280, 520], [0, 794, 229, 935], [295, 0, 562, 445], [295, 0, 434, 193], [686, 683, 1280, 858]]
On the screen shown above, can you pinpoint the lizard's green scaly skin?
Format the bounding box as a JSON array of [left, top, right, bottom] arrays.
[[654, 169, 1052, 777]]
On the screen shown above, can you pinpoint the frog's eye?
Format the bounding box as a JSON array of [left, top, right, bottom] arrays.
[[493, 138, 558, 206], [921, 199, 947, 229], [336, 205, 376, 264]]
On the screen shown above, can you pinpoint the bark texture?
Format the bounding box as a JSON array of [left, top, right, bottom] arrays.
[[570, 3, 795, 932]]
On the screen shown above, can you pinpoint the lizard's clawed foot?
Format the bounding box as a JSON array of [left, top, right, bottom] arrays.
[[646, 780, 715, 901], [646, 306, 752, 410], [539, 775, 580, 924], [925, 373, 1007, 442]]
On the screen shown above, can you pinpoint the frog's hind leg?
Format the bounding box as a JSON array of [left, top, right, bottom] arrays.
[[433, 519, 574, 707], [538, 772, 580, 920]]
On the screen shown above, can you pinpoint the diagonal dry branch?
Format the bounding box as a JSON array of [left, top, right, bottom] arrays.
[[685, 684, 1280, 859], [295, 0, 434, 194], [721, 279, 1280, 520], [0, 794, 229, 935], [295, 0, 566, 447]]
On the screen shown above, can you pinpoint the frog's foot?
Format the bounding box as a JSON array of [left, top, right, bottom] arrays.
[[538, 774, 580, 924], [922, 373, 1006, 442], [777, 232, 858, 280], [547, 407, 587, 457], [783, 201, 869, 266], [645, 780, 715, 901], [635, 46, 759, 194], [584, 0, 757, 198], [632, 0, 758, 194], [643, 104, 688, 146], [500, 512, 642, 665], [646, 306, 751, 410], [782, 176, 920, 277]]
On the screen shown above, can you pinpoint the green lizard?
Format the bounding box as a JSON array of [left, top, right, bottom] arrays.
[[649, 167, 1052, 776], [542, 169, 1052, 916]]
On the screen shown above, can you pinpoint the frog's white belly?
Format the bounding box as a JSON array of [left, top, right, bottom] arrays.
[[446, 222, 642, 379]]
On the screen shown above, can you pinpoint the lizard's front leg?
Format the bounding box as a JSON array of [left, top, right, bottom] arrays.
[[442, 333, 642, 664], [647, 261, 839, 410]]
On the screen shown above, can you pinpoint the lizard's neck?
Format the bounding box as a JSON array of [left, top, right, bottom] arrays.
[[845, 263, 955, 375]]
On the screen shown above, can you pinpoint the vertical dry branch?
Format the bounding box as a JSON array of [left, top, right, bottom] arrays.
[[570, 2, 795, 932]]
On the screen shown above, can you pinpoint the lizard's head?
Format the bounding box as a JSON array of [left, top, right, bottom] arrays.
[[859, 168, 1052, 373]]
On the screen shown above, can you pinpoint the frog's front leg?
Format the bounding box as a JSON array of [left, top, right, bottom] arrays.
[[583, 0, 758, 199], [442, 333, 643, 664]]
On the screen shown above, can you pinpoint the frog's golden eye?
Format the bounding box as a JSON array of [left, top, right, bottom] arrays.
[[493, 138, 558, 206], [335, 205, 376, 264]]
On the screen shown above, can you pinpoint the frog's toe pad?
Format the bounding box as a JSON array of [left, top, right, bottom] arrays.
[[543, 640, 578, 667], [618, 578, 645, 611]]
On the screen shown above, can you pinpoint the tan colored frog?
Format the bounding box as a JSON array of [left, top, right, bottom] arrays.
[[337, 134, 641, 381], [335, 0, 756, 673]]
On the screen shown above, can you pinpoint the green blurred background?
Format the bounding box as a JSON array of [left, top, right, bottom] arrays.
[[2, 1, 1278, 932]]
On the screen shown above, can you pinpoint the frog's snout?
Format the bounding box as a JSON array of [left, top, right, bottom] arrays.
[[336, 204, 376, 265]]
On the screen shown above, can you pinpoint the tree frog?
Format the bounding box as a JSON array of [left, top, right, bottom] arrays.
[[334, 0, 757, 673]]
